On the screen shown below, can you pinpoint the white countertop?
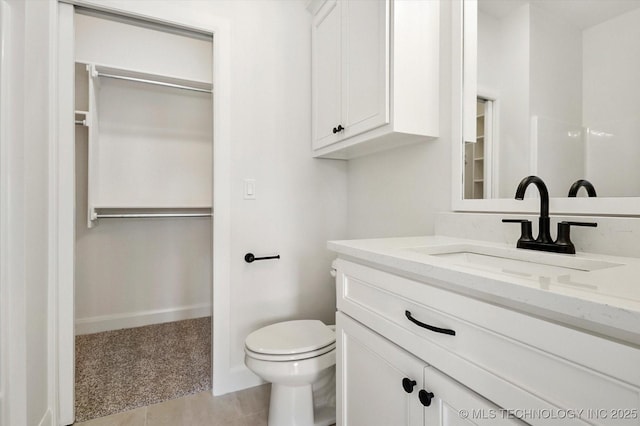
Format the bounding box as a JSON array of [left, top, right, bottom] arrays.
[[328, 236, 640, 346]]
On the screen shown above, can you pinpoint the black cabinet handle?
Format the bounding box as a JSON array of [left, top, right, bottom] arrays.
[[332, 124, 344, 134], [402, 378, 417, 394], [419, 389, 435, 407], [244, 253, 280, 263], [405, 311, 456, 336]]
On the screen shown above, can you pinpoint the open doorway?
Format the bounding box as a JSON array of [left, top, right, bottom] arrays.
[[59, 5, 216, 423], [464, 96, 496, 199]]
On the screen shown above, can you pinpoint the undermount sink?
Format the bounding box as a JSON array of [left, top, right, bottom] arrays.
[[406, 244, 622, 278]]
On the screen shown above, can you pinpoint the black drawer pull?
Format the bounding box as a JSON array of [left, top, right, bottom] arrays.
[[405, 310, 456, 336]]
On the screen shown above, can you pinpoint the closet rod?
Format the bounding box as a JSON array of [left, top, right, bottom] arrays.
[[96, 212, 212, 219], [97, 72, 212, 94]]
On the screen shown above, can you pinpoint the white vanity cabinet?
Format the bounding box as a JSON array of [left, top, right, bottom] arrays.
[[311, 0, 439, 159], [334, 258, 640, 426], [338, 311, 521, 426]]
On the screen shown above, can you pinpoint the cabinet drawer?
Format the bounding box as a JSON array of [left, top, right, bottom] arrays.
[[336, 259, 640, 425]]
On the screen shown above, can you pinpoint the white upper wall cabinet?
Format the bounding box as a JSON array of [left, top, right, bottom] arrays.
[[311, 0, 440, 159]]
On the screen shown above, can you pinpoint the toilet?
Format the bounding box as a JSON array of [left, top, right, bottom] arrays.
[[244, 320, 336, 426]]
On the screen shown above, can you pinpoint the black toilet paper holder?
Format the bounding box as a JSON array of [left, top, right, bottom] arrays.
[[244, 253, 280, 263]]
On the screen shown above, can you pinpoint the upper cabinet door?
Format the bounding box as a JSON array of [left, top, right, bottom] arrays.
[[341, 0, 389, 138], [312, 0, 342, 150]]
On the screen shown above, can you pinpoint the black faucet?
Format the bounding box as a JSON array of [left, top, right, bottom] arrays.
[[515, 175, 553, 244], [568, 179, 597, 197], [503, 176, 597, 254]]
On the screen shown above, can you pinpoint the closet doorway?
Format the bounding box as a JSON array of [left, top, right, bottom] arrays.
[[55, 4, 226, 423]]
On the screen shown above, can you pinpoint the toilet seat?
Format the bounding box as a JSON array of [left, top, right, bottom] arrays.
[[245, 341, 335, 362], [245, 320, 335, 361]]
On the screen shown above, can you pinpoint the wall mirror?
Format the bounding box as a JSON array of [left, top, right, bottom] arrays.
[[453, 0, 640, 215]]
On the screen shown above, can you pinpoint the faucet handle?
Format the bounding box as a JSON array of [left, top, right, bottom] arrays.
[[560, 221, 597, 228], [555, 221, 598, 254], [502, 219, 534, 245]]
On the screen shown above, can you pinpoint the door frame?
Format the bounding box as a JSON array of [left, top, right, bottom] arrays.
[[54, 2, 232, 424], [1, 1, 29, 425]]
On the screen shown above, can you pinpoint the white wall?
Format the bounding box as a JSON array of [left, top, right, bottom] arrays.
[[496, 4, 530, 198], [583, 7, 640, 126], [347, 0, 452, 239], [476, 5, 531, 198], [1, 0, 54, 424], [71, 0, 348, 390], [529, 5, 583, 196], [75, 13, 213, 84], [476, 11, 500, 92], [75, 129, 213, 333], [529, 5, 582, 126], [583, 7, 640, 197]]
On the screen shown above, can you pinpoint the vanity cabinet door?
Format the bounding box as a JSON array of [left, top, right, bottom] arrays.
[[337, 312, 424, 426], [422, 367, 523, 426]]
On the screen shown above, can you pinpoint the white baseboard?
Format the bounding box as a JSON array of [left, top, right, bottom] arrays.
[[75, 303, 212, 335], [37, 408, 52, 426], [212, 363, 264, 396]]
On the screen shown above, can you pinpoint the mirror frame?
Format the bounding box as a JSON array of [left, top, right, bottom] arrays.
[[451, 0, 640, 216]]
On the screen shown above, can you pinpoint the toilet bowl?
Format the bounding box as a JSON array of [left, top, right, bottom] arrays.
[[244, 320, 336, 426]]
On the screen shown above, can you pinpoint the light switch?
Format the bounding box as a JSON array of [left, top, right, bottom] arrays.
[[244, 179, 256, 200]]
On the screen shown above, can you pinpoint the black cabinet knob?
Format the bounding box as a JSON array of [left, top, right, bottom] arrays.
[[332, 124, 344, 134], [402, 378, 417, 393], [418, 389, 435, 406]]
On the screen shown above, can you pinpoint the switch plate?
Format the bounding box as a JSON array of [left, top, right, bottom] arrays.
[[244, 179, 256, 200]]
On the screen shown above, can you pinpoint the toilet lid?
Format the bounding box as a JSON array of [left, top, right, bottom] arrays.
[[245, 320, 335, 355]]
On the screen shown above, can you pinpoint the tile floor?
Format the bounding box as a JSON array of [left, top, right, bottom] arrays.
[[73, 384, 270, 426]]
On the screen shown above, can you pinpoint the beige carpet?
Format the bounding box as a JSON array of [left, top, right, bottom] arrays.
[[75, 317, 212, 423]]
